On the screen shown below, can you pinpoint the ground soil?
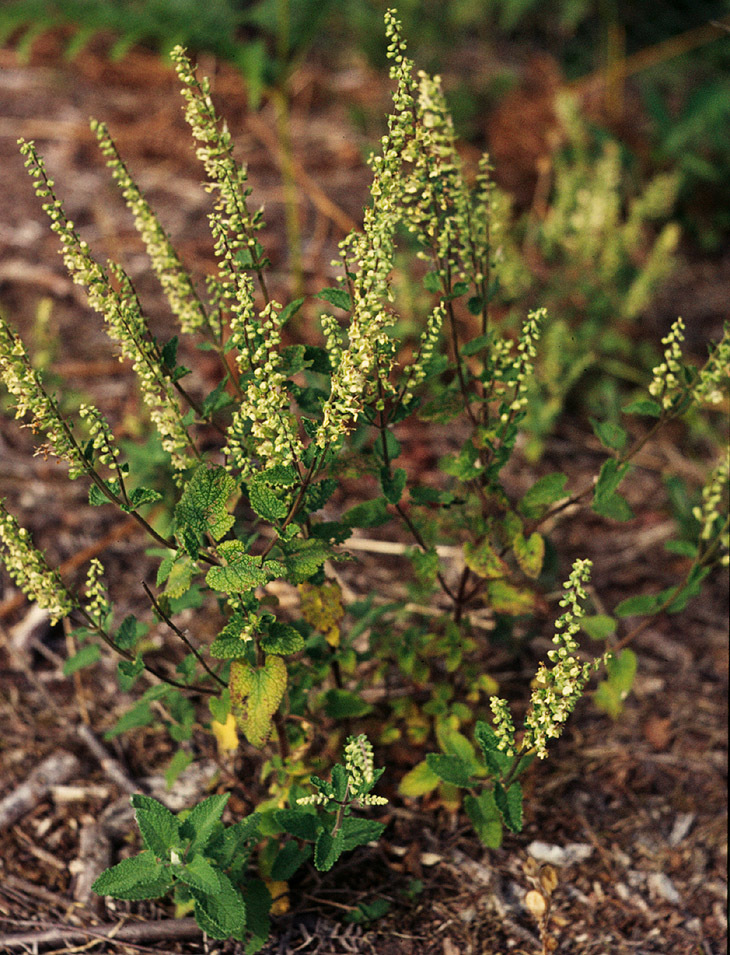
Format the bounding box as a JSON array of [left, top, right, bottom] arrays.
[[0, 31, 727, 955]]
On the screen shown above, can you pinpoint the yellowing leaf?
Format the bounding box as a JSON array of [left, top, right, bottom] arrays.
[[514, 532, 545, 579], [211, 713, 239, 754], [398, 759, 439, 797], [486, 580, 535, 615], [265, 880, 290, 916], [230, 655, 287, 748], [463, 539, 509, 579], [299, 580, 344, 647]]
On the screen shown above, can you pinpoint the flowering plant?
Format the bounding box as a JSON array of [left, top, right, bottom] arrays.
[[1, 9, 728, 946]]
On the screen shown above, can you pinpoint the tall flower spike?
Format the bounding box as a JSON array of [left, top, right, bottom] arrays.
[[18, 140, 198, 477], [0, 313, 88, 478], [693, 321, 730, 407], [522, 558, 603, 759], [92, 120, 209, 336], [0, 500, 73, 623], [648, 316, 686, 410], [171, 46, 266, 328]]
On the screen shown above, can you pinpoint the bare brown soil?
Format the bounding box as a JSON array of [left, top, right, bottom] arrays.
[[0, 33, 727, 955]]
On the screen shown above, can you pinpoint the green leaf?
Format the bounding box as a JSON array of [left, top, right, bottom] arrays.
[[273, 809, 322, 841], [665, 565, 710, 613], [248, 482, 289, 521], [580, 614, 617, 641], [210, 614, 253, 659], [180, 793, 230, 853], [271, 842, 312, 880], [425, 753, 473, 788], [593, 491, 634, 521], [474, 721, 510, 777], [131, 794, 180, 856], [175, 465, 236, 554], [281, 538, 331, 584], [494, 781, 523, 833], [464, 790, 503, 848], [115, 614, 144, 650], [342, 497, 390, 529], [380, 466, 407, 505], [341, 817, 386, 851], [322, 688, 373, 719], [513, 531, 545, 579], [594, 649, 637, 719], [179, 854, 221, 895], [260, 622, 304, 655], [589, 417, 628, 452], [463, 538, 509, 579], [163, 553, 197, 599], [316, 287, 351, 310], [63, 643, 101, 676], [623, 398, 661, 417], [230, 656, 287, 748], [128, 486, 163, 509], [165, 748, 194, 789], [279, 297, 305, 325], [614, 592, 663, 617], [242, 879, 272, 954], [398, 760, 440, 797], [518, 473, 568, 519], [92, 850, 173, 900], [104, 700, 154, 739], [593, 458, 629, 504], [117, 656, 144, 691], [206, 541, 275, 594], [423, 271, 441, 293], [314, 827, 345, 872], [189, 867, 246, 939], [664, 539, 698, 558]]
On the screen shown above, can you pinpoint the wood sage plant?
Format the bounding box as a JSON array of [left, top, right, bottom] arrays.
[[1, 9, 728, 948]]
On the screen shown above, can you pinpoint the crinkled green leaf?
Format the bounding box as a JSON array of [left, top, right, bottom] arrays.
[[176, 465, 236, 553], [426, 753, 473, 788], [273, 809, 322, 841], [341, 817, 386, 852], [206, 541, 274, 594], [260, 622, 304, 655], [230, 655, 287, 748], [494, 781, 523, 833], [342, 497, 390, 529], [474, 721, 511, 777], [464, 790, 503, 848], [189, 867, 246, 939], [131, 794, 180, 856], [92, 850, 173, 900], [210, 613, 253, 659], [248, 482, 289, 521], [316, 286, 351, 310], [314, 827, 345, 872], [128, 486, 163, 509], [178, 853, 221, 895], [243, 878, 272, 954], [281, 538, 331, 584], [322, 688, 373, 719], [614, 592, 663, 617], [271, 841, 312, 880], [180, 792, 230, 852]]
